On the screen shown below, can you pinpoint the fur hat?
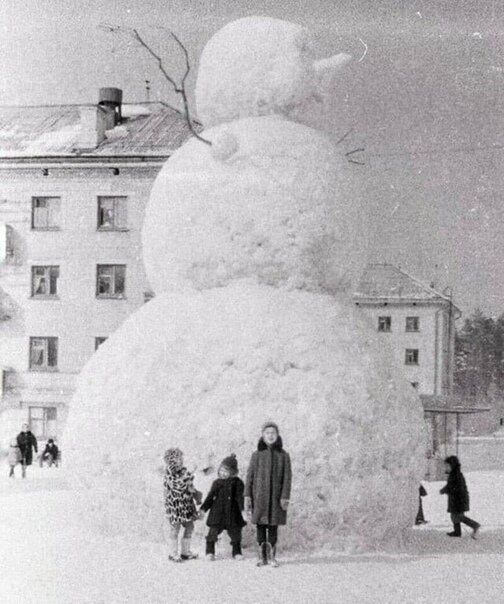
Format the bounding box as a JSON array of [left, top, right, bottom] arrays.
[[220, 453, 238, 475], [261, 421, 279, 434]]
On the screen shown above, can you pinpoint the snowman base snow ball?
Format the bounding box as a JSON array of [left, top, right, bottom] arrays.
[[64, 16, 427, 552]]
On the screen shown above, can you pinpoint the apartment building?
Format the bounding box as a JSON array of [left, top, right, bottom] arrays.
[[354, 263, 461, 396], [0, 88, 195, 445]]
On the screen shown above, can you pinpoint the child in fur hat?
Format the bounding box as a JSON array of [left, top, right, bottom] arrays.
[[163, 447, 202, 562], [200, 453, 246, 560], [245, 421, 292, 566]]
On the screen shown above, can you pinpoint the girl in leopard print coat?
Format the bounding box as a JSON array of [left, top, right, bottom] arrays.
[[163, 448, 202, 562]]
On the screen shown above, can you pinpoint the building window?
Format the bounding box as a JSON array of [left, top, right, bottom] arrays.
[[144, 290, 155, 304], [405, 349, 419, 365], [32, 197, 61, 230], [406, 316, 420, 332], [96, 264, 126, 298], [29, 406, 57, 439], [97, 196, 128, 230], [378, 316, 391, 332], [29, 337, 58, 371], [31, 266, 59, 297], [95, 337, 108, 350], [410, 382, 419, 389]]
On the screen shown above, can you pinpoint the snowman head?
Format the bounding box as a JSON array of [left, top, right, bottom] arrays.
[[195, 16, 351, 129]]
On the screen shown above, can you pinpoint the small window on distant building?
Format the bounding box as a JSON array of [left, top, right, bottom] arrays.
[[96, 264, 126, 298], [144, 290, 155, 304], [97, 196, 128, 230], [378, 316, 391, 332], [411, 382, 419, 389], [29, 337, 58, 370], [31, 266, 59, 297], [95, 337, 107, 350], [405, 349, 419, 365], [406, 316, 420, 332], [29, 406, 57, 439], [32, 197, 61, 229]]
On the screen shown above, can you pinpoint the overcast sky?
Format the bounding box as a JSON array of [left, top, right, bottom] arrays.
[[1, 0, 503, 315]]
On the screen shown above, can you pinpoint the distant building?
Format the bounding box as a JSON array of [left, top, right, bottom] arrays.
[[0, 88, 197, 445], [354, 263, 461, 396]]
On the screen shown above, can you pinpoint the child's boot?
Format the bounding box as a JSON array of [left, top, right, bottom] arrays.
[[9, 466, 14, 478], [256, 542, 268, 566], [168, 538, 182, 562], [269, 544, 279, 567], [181, 538, 198, 560], [232, 542, 243, 560], [205, 540, 216, 561], [447, 523, 461, 537]]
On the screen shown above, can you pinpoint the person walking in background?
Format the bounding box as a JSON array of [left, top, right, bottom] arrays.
[[245, 421, 292, 567], [440, 455, 481, 539], [163, 447, 202, 562], [40, 439, 59, 467], [415, 484, 428, 525], [16, 423, 37, 479], [8, 438, 22, 478], [200, 453, 247, 561]]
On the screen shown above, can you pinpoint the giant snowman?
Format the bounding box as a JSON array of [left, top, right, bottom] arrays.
[[65, 17, 427, 552]]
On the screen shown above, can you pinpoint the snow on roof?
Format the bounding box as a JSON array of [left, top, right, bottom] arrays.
[[0, 102, 200, 157], [354, 263, 459, 308]]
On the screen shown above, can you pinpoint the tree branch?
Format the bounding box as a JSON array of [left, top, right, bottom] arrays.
[[99, 23, 211, 146]]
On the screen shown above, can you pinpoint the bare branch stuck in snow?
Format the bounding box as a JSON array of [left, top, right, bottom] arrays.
[[99, 23, 212, 146]]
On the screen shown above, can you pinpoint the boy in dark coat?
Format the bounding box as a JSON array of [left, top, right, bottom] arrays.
[[40, 439, 59, 467], [245, 421, 292, 566], [16, 423, 38, 478], [440, 455, 481, 538], [200, 453, 246, 560]]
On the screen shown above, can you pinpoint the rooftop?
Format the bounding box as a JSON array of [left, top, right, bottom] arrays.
[[0, 102, 199, 158], [354, 263, 460, 310]]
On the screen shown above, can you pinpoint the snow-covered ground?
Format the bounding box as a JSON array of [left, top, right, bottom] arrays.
[[1, 465, 503, 603]]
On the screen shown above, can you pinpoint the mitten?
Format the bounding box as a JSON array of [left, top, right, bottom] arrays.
[[280, 499, 290, 511]]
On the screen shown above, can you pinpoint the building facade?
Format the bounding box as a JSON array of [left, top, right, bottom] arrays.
[[354, 263, 461, 396], [0, 89, 195, 446]]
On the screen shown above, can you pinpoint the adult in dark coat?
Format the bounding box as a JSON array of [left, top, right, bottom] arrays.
[[16, 423, 38, 478], [200, 454, 246, 559], [245, 421, 292, 564], [440, 455, 480, 538]]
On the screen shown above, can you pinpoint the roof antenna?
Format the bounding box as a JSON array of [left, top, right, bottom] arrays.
[[145, 79, 151, 103]]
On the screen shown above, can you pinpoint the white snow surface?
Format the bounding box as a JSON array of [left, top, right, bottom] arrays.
[[65, 282, 427, 551], [121, 104, 152, 118], [22, 123, 81, 154], [195, 16, 351, 130], [142, 116, 367, 295], [1, 466, 504, 603]]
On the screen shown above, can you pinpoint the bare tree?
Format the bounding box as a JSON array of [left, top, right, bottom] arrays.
[[99, 23, 212, 146]]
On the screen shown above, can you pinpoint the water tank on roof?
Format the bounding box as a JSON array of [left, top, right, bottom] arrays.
[[98, 87, 123, 124]]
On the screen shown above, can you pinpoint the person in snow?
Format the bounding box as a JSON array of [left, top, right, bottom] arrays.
[[440, 455, 480, 538], [40, 439, 59, 468], [8, 438, 22, 478], [245, 421, 292, 566], [415, 484, 428, 525], [16, 423, 38, 478], [200, 453, 247, 561], [163, 447, 202, 562]]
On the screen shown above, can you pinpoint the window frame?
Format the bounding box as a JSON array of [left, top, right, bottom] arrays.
[[378, 316, 392, 332], [96, 264, 126, 299], [405, 316, 420, 332], [29, 336, 59, 371], [28, 406, 58, 440], [31, 265, 60, 298], [31, 196, 61, 231], [405, 348, 419, 366], [97, 196, 128, 231]]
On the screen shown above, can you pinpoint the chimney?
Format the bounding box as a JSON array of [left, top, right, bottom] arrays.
[[76, 87, 123, 151]]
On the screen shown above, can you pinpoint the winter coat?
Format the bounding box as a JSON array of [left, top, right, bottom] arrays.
[[440, 469, 469, 514], [8, 444, 22, 466], [200, 476, 247, 528], [163, 465, 200, 525], [16, 431, 37, 466], [245, 437, 292, 526], [42, 443, 59, 460]]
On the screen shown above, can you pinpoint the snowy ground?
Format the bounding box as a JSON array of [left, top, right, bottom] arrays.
[[1, 465, 503, 603]]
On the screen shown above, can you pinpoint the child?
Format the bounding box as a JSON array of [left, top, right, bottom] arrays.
[[200, 453, 246, 561], [8, 438, 22, 478], [163, 448, 202, 562], [440, 455, 481, 538], [415, 484, 428, 525], [245, 421, 292, 567]]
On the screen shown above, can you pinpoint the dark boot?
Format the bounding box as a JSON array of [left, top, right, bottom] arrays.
[[256, 542, 268, 566], [9, 466, 14, 478], [232, 542, 242, 559], [447, 523, 461, 537]]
